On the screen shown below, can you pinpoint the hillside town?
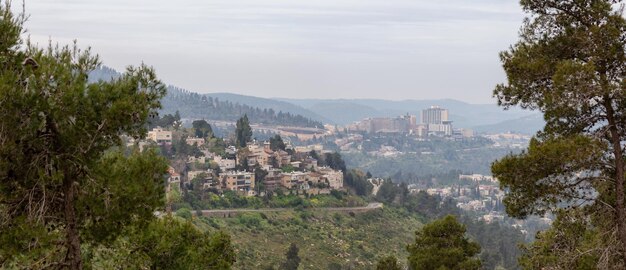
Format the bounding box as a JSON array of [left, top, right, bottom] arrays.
[[139, 124, 346, 199]]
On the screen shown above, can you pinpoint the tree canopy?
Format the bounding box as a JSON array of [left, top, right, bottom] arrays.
[[280, 243, 301, 270], [269, 134, 286, 151], [0, 3, 234, 269], [376, 255, 402, 270], [148, 111, 180, 129], [406, 215, 481, 270], [235, 114, 253, 148], [193, 119, 213, 139], [492, 0, 626, 266], [161, 86, 324, 128]]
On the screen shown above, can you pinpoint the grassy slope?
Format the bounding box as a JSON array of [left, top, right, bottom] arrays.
[[194, 207, 423, 269]]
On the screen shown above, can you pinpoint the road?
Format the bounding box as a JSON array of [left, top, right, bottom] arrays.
[[195, 202, 383, 217]]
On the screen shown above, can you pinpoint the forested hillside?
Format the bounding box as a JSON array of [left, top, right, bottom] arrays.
[[161, 87, 323, 127], [89, 67, 324, 128]]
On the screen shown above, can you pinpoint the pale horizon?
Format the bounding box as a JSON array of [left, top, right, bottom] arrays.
[[23, 0, 524, 104]]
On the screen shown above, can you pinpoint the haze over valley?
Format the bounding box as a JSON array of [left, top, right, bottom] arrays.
[[5, 1, 621, 269]]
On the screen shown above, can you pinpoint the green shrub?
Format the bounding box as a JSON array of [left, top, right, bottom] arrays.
[[238, 213, 262, 229], [175, 208, 192, 220]]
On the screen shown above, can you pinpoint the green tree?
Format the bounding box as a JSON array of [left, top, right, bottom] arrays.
[[492, 0, 626, 265], [517, 209, 598, 269], [193, 119, 213, 139], [235, 114, 252, 148], [280, 243, 301, 270], [376, 255, 402, 270], [344, 169, 373, 196], [406, 215, 481, 270], [88, 216, 236, 269], [254, 164, 268, 192], [269, 134, 286, 151], [148, 112, 178, 129], [323, 152, 347, 172], [376, 180, 400, 204], [0, 4, 170, 268]]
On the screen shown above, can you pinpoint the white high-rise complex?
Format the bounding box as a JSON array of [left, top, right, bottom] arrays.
[[421, 106, 452, 136]]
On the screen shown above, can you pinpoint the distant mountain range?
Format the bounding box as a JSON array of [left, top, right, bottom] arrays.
[[200, 93, 333, 124], [89, 65, 544, 134], [472, 113, 545, 134], [191, 94, 544, 134], [276, 98, 538, 127]]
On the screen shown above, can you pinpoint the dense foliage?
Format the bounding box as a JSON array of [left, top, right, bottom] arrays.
[[148, 111, 181, 129], [492, 0, 626, 267], [162, 87, 324, 128], [320, 152, 348, 172], [199, 207, 424, 269], [0, 4, 170, 267], [462, 217, 524, 270], [280, 243, 301, 270], [343, 148, 515, 183], [359, 134, 493, 153], [179, 190, 367, 211], [407, 215, 481, 270], [269, 134, 286, 151], [193, 119, 214, 139], [0, 4, 236, 269], [344, 169, 374, 196], [235, 114, 253, 148], [376, 255, 402, 270], [87, 216, 236, 269]]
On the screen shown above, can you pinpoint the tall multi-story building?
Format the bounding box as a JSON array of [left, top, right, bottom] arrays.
[[421, 106, 452, 136], [421, 106, 449, 124]]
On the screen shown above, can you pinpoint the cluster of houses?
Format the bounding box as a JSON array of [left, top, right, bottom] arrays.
[[407, 181, 507, 223], [148, 127, 344, 197], [458, 174, 497, 183]]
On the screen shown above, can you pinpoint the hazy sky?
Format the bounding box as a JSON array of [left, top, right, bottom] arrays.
[[22, 0, 524, 104]]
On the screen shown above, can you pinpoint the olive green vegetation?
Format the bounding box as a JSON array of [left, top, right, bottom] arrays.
[[192, 119, 214, 139], [492, 0, 626, 268], [343, 148, 514, 183], [235, 114, 253, 148], [280, 243, 301, 270], [85, 216, 235, 270], [0, 4, 235, 269], [375, 255, 402, 270], [195, 207, 423, 269], [180, 190, 367, 210], [181, 176, 523, 269], [407, 215, 481, 270]]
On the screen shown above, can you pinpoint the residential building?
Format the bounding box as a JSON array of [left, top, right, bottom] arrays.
[[459, 174, 497, 183], [185, 137, 205, 146], [303, 157, 318, 171], [274, 150, 292, 167], [148, 127, 172, 144], [319, 167, 343, 190], [246, 143, 272, 167], [187, 155, 206, 164], [167, 166, 180, 183], [221, 171, 255, 192], [294, 144, 324, 153], [188, 170, 210, 181], [214, 156, 236, 171], [280, 172, 307, 189]]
